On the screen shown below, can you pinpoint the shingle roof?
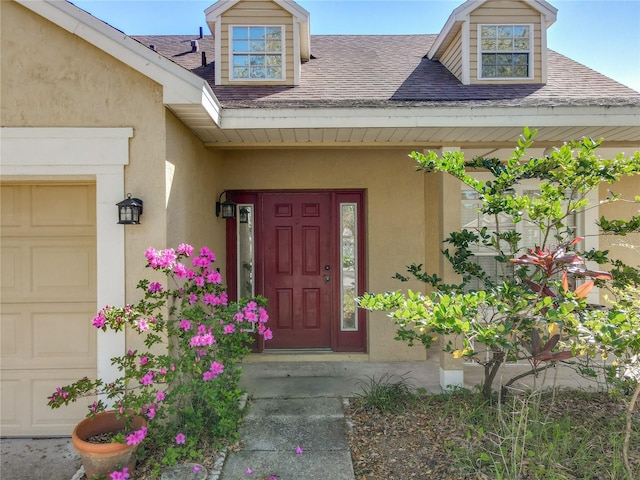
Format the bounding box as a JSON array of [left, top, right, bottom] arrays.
[[132, 34, 640, 109]]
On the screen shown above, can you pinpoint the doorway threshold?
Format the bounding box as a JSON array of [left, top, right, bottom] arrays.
[[245, 351, 369, 363], [264, 348, 333, 354]]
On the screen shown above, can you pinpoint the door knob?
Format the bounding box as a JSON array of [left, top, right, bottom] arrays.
[[323, 275, 331, 282]]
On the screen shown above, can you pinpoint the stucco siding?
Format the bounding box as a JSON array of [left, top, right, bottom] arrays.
[[165, 112, 225, 271], [469, 0, 543, 84], [220, 0, 295, 86], [1, 0, 168, 349]]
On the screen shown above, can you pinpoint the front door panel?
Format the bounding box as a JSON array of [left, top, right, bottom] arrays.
[[263, 193, 332, 349]]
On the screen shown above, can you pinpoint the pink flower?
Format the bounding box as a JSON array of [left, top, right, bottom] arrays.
[[148, 282, 163, 293], [199, 246, 216, 261], [179, 319, 191, 331], [223, 324, 236, 335], [192, 465, 202, 473], [92, 314, 106, 329], [156, 391, 166, 402], [177, 243, 194, 256], [192, 255, 211, 268], [135, 318, 149, 332], [203, 293, 219, 306], [203, 361, 224, 381], [245, 467, 254, 475], [263, 328, 273, 340], [109, 467, 130, 480], [173, 263, 190, 279], [207, 271, 222, 284], [175, 433, 186, 445], [210, 361, 224, 375], [194, 276, 205, 287], [140, 356, 149, 365], [259, 307, 269, 323], [158, 249, 177, 268], [296, 445, 304, 454], [139, 372, 154, 386], [189, 294, 198, 305], [126, 426, 147, 446]]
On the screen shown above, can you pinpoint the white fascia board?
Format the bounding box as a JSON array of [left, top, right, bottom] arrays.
[[220, 106, 640, 130], [18, 1, 221, 124]]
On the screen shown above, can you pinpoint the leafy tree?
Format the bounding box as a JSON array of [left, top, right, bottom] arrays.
[[359, 129, 640, 399]]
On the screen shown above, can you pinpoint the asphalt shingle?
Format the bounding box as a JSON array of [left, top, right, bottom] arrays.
[[131, 34, 640, 109]]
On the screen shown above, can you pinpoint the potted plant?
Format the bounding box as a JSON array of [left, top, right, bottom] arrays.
[[48, 243, 272, 479]]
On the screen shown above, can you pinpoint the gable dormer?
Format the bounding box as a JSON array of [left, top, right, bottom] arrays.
[[205, 0, 310, 86], [428, 0, 557, 85]]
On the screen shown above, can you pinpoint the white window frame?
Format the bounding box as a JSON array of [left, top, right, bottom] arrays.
[[477, 24, 534, 80], [228, 25, 286, 82]]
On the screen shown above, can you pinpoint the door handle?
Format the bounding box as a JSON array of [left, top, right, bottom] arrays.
[[323, 275, 331, 282]]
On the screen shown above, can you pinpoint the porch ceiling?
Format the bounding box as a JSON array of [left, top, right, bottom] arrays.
[[167, 104, 640, 149]]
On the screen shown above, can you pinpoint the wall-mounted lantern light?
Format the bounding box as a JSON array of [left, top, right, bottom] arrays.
[[216, 191, 236, 219], [116, 194, 143, 225], [239, 207, 250, 224]]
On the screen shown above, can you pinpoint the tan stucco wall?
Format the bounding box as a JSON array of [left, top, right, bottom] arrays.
[[219, 147, 430, 360], [165, 112, 226, 272], [1, 1, 168, 350]]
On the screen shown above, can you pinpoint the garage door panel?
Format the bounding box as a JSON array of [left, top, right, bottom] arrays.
[[0, 311, 21, 357], [31, 184, 95, 227], [32, 242, 96, 300], [0, 184, 21, 228], [1, 371, 96, 437], [0, 245, 21, 296], [0, 183, 97, 436], [1, 303, 96, 369]]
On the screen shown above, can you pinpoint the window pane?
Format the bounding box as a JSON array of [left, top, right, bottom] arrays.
[[341, 203, 357, 331], [233, 66, 249, 78], [498, 38, 513, 50], [266, 26, 282, 39], [513, 54, 528, 65], [249, 40, 265, 52], [266, 66, 282, 78], [482, 65, 496, 77], [233, 40, 249, 53], [266, 40, 282, 52], [482, 53, 496, 66], [249, 26, 265, 40], [481, 26, 496, 38], [237, 205, 255, 299], [250, 55, 265, 66], [266, 55, 282, 66], [514, 38, 529, 50], [232, 26, 248, 39], [498, 26, 513, 38], [514, 26, 529, 38], [496, 54, 512, 65], [233, 54, 248, 66]]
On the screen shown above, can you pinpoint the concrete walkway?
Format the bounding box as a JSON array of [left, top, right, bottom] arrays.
[[1, 359, 596, 480], [217, 360, 446, 480]]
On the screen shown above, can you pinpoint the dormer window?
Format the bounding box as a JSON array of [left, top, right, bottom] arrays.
[[479, 25, 532, 79], [230, 26, 285, 80]]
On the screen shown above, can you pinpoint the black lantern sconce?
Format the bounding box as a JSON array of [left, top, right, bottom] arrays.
[[116, 194, 143, 225], [239, 207, 250, 224], [216, 191, 236, 219]]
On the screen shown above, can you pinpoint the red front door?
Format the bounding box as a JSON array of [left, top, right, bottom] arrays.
[[262, 192, 333, 349]]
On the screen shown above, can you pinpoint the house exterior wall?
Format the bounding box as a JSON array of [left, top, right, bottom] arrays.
[[220, 0, 295, 86], [1, 0, 167, 350], [219, 147, 430, 360], [468, 0, 543, 84], [165, 111, 225, 270], [440, 28, 463, 81]]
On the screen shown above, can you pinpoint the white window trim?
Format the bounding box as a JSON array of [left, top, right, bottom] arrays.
[[476, 23, 534, 81], [0, 127, 133, 386], [228, 25, 286, 82]]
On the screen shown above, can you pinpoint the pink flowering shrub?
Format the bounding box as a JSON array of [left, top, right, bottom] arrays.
[[48, 244, 271, 472]]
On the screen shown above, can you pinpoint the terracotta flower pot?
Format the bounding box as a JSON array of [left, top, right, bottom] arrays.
[[71, 410, 147, 479]]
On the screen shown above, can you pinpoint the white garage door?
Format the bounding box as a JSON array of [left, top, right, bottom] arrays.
[[1, 183, 97, 436]]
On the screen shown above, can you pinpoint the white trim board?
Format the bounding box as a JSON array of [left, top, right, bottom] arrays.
[[0, 127, 133, 388]]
